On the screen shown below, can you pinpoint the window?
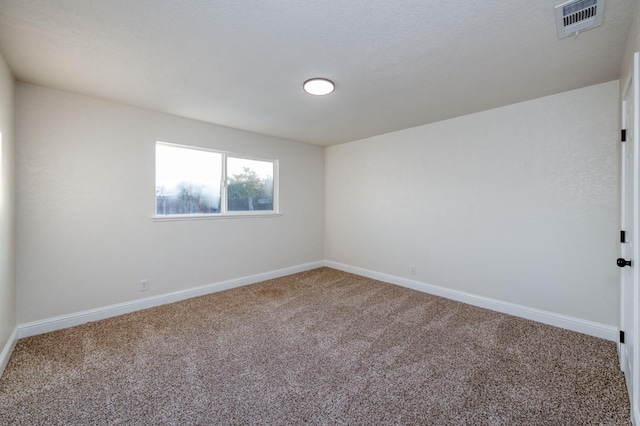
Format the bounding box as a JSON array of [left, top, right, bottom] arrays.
[[156, 143, 222, 215], [227, 156, 275, 212], [155, 142, 278, 217]]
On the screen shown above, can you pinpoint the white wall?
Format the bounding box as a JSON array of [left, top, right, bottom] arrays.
[[0, 52, 16, 361], [16, 83, 324, 324], [326, 81, 619, 327], [620, 0, 640, 93]]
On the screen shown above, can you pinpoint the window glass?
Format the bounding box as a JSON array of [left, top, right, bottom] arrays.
[[155, 142, 278, 217], [227, 157, 275, 212], [156, 144, 222, 215]]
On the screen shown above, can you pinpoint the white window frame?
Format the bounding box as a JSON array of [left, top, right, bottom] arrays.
[[153, 141, 280, 221]]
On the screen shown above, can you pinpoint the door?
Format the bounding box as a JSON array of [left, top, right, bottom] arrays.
[[620, 51, 640, 424]]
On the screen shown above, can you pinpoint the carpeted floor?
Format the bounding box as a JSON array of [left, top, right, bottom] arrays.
[[0, 268, 631, 424]]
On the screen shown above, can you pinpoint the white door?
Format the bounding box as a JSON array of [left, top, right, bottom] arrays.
[[620, 51, 640, 424]]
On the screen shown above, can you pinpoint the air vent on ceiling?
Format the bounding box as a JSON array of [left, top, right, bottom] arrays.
[[555, 0, 604, 39]]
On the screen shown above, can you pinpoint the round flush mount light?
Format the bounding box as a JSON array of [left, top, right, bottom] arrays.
[[303, 78, 335, 96]]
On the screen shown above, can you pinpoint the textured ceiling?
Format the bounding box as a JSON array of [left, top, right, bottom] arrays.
[[0, 0, 636, 146]]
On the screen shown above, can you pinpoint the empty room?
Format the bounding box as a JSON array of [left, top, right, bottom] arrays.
[[1, 0, 640, 424]]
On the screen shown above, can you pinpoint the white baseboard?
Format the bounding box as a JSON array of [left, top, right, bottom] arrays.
[[324, 261, 618, 342], [18, 261, 324, 339], [16, 260, 618, 342], [0, 327, 18, 378]]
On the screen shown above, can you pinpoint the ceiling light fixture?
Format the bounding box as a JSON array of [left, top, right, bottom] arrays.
[[303, 78, 335, 96]]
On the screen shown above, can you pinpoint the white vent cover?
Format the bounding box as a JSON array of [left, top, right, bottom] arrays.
[[555, 0, 604, 39]]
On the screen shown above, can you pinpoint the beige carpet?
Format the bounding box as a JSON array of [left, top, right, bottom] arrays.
[[0, 268, 631, 424]]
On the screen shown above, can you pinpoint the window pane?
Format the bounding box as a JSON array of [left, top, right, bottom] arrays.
[[227, 157, 274, 212], [156, 144, 222, 215]]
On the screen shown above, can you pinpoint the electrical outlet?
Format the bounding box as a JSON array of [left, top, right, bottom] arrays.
[[410, 266, 416, 275], [140, 279, 149, 292]]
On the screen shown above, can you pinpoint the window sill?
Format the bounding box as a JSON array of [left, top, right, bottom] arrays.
[[152, 213, 282, 222]]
